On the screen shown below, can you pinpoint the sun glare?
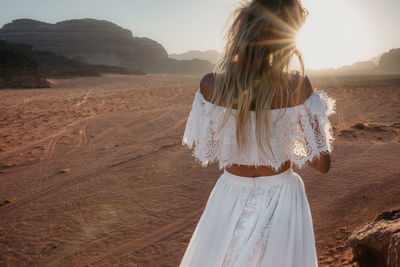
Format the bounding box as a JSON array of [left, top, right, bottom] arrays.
[[295, 0, 376, 70]]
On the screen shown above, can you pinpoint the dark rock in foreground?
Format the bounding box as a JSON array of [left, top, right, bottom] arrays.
[[349, 208, 400, 267], [0, 50, 50, 88]]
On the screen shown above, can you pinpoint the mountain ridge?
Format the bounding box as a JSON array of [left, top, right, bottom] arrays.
[[307, 49, 400, 75], [169, 50, 221, 64], [0, 18, 213, 75]]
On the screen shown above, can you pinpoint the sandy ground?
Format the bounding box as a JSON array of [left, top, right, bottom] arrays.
[[0, 74, 399, 266]]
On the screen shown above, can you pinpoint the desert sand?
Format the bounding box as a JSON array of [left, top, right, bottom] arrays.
[[0, 74, 399, 266]]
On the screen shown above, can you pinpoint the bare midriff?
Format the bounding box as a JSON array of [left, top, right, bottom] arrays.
[[225, 160, 291, 178]]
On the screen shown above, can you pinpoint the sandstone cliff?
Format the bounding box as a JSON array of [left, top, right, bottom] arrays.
[[0, 40, 140, 79], [0, 19, 213, 74], [379, 49, 400, 73]]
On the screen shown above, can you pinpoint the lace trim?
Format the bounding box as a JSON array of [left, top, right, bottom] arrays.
[[222, 184, 280, 266], [182, 88, 336, 171]]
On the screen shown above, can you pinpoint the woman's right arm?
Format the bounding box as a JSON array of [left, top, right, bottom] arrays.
[[296, 74, 332, 174], [307, 153, 331, 174]]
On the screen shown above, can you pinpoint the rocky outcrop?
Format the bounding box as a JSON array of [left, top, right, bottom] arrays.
[[0, 50, 50, 88], [0, 40, 140, 79], [169, 50, 221, 64], [379, 49, 400, 73], [29, 51, 142, 78], [349, 209, 400, 267], [0, 19, 213, 74], [0, 19, 165, 71]]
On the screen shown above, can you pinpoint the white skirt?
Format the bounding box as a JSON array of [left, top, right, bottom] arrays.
[[180, 167, 318, 267]]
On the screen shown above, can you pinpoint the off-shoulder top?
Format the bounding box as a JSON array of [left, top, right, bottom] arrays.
[[182, 88, 336, 171]]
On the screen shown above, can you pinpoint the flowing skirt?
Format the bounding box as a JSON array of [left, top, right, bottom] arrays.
[[179, 167, 318, 267]]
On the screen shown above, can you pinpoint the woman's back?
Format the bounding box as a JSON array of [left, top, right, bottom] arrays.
[[180, 1, 336, 266], [200, 72, 313, 111], [182, 79, 335, 175], [195, 72, 331, 177]]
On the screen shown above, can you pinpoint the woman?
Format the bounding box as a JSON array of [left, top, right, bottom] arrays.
[[180, 0, 335, 266]]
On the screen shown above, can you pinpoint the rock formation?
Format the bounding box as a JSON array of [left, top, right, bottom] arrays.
[[379, 49, 400, 73], [349, 208, 400, 267], [0, 50, 50, 88], [0, 40, 140, 80], [0, 19, 214, 74], [29, 51, 141, 78]]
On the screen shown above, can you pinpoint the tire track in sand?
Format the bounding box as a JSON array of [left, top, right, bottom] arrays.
[[74, 90, 93, 108], [0, 116, 97, 161], [0, 89, 97, 161], [65, 125, 89, 156], [45, 138, 57, 160], [87, 210, 201, 266], [0, 140, 182, 217]]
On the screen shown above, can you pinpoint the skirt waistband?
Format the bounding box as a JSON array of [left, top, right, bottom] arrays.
[[221, 167, 299, 188]]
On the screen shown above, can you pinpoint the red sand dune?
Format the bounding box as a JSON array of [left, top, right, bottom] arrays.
[[0, 74, 399, 266]]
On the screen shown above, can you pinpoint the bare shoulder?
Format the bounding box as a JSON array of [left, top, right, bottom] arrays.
[[200, 73, 215, 102], [300, 75, 314, 99], [289, 72, 314, 106], [199, 72, 314, 106]]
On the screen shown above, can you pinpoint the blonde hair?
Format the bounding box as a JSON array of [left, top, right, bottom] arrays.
[[211, 0, 308, 157]]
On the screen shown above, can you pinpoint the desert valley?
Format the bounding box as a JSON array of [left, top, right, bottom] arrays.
[[0, 73, 399, 266], [0, 9, 400, 266]]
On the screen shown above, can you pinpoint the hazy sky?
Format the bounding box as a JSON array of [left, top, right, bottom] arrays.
[[1, 0, 399, 69]]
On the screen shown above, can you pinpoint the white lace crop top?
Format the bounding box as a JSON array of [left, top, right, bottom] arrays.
[[182, 88, 336, 171]]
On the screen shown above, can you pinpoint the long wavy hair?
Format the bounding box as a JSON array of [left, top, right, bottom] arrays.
[[211, 0, 308, 157]]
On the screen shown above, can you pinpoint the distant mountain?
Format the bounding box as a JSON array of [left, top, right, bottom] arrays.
[[169, 50, 221, 64], [369, 55, 381, 65], [0, 19, 214, 75], [308, 48, 400, 75], [324, 60, 379, 75]]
